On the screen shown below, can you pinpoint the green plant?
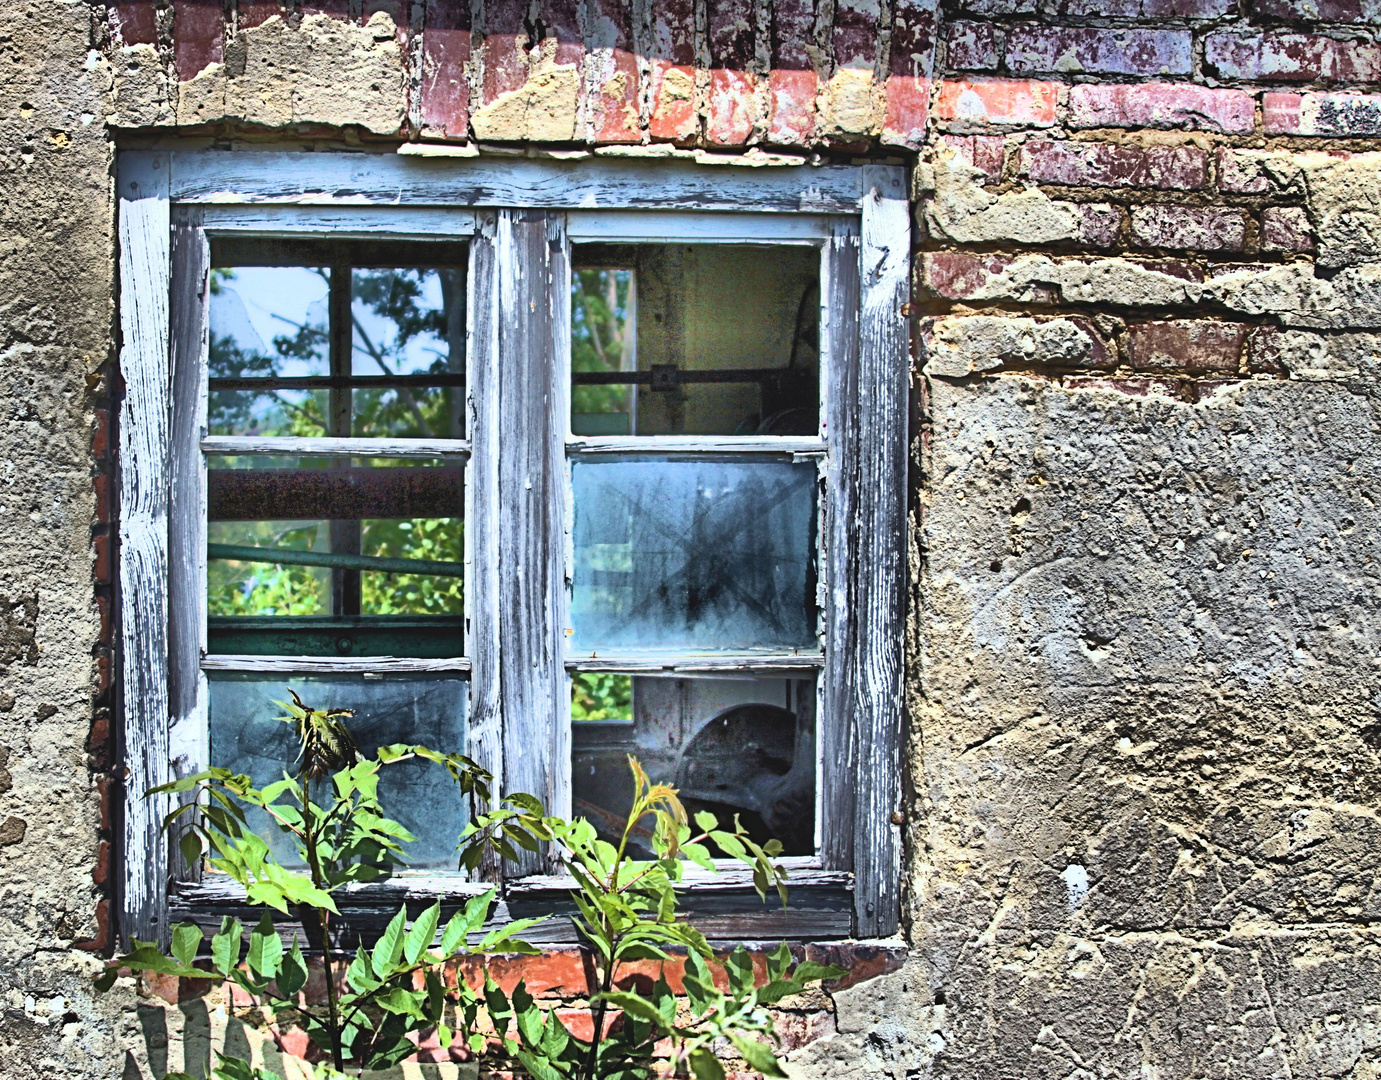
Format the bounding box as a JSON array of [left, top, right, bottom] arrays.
[[96, 693, 845, 1080]]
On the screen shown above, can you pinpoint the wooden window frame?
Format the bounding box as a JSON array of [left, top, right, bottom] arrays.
[[116, 149, 909, 948]]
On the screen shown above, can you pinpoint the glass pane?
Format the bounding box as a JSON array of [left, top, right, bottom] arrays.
[[570, 245, 820, 437], [572, 674, 816, 856], [352, 267, 466, 439], [571, 459, 818, 653], [207, 455, 464, 657], [209, 266, 330, 437], [208, 674, 469, 870]]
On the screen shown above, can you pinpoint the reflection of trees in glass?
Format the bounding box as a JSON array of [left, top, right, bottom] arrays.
[[571, 672, 632, 721], [208, 521, 328, 616], [360, 517, 464, 615], [571, 269, 632, 416]]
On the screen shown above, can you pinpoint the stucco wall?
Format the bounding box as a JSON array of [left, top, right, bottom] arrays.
[[3, 0, 1381, 1076]]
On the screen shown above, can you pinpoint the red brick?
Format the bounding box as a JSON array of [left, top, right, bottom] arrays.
[[649, 61, 698, 141], [834, 0, 881, 70], [421, 0, 472, 139], [174, 0, 225, 81], [1006, 27, 1192, 76], [1069, 83, 1255, 135], [91, 407, 111, 458], [935, 134, 1006, 180], [97, 776, 114, 832], [935, 78, 1059, 127], [93, 531, 111, 583], [1021, 141, 1208, 191], [554, 1008, 622, 1043], [706, 69, 758, 146], [768, 68, 819, 146], [923, 251, 1018, 300], [1261, 206, 1315, 253], [455, 949, 591, 996], [803, 942, 908, 990], [1130, 205, 1247, 252], [1080, 204, 1122, 248], [75, 899, 111, 952], [884, 0, 938, 146], [1265, 90, 1381, 136], [772, 0, 816, 71], [1205, 32, 1381, 83], [93, 840, 111, 887], [96, 652, 112, 697], [585, 0, 640, 144], [946, 21, 1001, 70], [237, 1, 283, 29], [114, 2, 159, 46], [539, 0, 583, 72], [773, 1009, 836, 1051], [1050, 0, 1233, 13], [95, 594, 113, 650], [1251, 0, 1380, 22], [88, 710, 112, 769], [883, 76, 932, 146], [479, 0, 529, 108], [1217, 148, 1272, 194], [709, 0, 756, 70], [93, 472, 111, 524], [1126, 320, 1247, 374]]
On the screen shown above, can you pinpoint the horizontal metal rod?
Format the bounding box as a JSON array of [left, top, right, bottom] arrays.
[[210, 373, 465, 391], [207, 542, 464, 578], [573, 367, 798, 387]]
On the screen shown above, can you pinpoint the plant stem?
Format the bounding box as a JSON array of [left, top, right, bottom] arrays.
[[301, 779, 346, 1074]]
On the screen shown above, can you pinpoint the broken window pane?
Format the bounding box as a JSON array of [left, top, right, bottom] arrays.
[[206, 455, 464, 657], [570, 458, 818, 653], [570, 244, 820, 437], [208, 674, 469, 870], [571, 674, 816, 856]]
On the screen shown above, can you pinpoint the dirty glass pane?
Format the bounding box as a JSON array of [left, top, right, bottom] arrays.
[[570, 244, 820, 437], [351, 267, 466, 439], [570, 459, 818, 653], [206, 455, 464, 657], [572, 674, 816, 856], [209, 266, 330, 437], [208, 674, 469, 870]]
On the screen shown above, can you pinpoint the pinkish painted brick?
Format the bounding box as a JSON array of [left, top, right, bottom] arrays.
[[1081, 204, 1122, 248], [884, 0, 939, 146], [237, 1, 284, 28], [923, 251, 1019, 300], [772, 0, 815, 70], [1022, 141, 1208, 190], [585, 0, 640, 143], [959, 0, 1036, 12], [1247, 325, 1290, 375], [113, 2, 158, 45], [1006, 27, 1193, 76], [935, 133, 1006, 179], [1125, 320, 1247, 374], [1051, 0, 1234, 13], [706, 68, 758, 146], [884, 76, 933, 147], [1261, 207, 1315, 253], [1130, 205, 1248, 252], [935, 78, 1059, 127], [1251, 0, 1381, 23], [946, 21, 1002, 70], [174, 0, 224, 80], [1069, 84, 1255, 135], [650, 0, 698, 142], [422, 0, 471, 139], [768, 69, 819, 146], [1264, 91, 1381, 136], [479, 0, 529, 107], [835, 0, 882, 70], [1205, 32, 1381, 83], [541, 0, 583, 72], [1216, 148, 1272, 194]]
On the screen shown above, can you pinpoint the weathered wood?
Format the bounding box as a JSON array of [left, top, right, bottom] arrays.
[[201, 204, 477, 239], [168, 151, 867, 213], [200, 655, 472, 673], [566, 654, 823, 672], [118, 151, 173, 947], [566, 435, 825, 457], [498, 211, 570, 873], [567, 210, 835, 242], [465, 213, 503, 881], [851, 166, 910, 939], [168, 208, 210, 886], [202, 435, 469, 459]]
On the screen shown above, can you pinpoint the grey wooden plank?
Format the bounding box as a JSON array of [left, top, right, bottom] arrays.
[[466, 212, 503, 882], [200, 656, 472, 673], [566, 435, 825, 456], [851, 165, 910, 939], [167, 208, 210, 886], [117, 151, 173, 947], [497, 210, 570, 873], [200, 204, 477, 238], [167, 151, 866, 213], [201, 435, 470, 459], [566, 654, 824, 673]]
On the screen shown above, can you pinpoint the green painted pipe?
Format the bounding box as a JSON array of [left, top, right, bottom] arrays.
[[207, 543, 464, 578]]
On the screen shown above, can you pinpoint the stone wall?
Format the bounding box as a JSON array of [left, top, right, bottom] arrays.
[[1, 0, 1380, 1076]]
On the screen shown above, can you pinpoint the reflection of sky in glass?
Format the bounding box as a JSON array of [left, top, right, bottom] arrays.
[[210, 267, 330, 377], [351, 269, 453, 377]]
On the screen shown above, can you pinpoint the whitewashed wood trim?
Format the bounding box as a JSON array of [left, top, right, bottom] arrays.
[[201, 436, 470, 459], [567, 211, 834, 242], [201, 655, 472, 674], [199, 204, 477, 239], [167, 151, 866, 213], [497, 210, 570, 874], [167, 209, 210, 885], [851, 165, 910, 939], [566, 435, 826, 457], [118, 152, 173, 947], [566, 654, 824, 673], [466, 213, 503, 882]]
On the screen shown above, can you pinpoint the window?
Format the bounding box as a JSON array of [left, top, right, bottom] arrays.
[[116, 152, 909, 945]]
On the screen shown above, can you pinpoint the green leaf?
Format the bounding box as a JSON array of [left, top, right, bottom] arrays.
[[512, 1049, 566, 1080], [440, 888, 495, 954], [277, 938, 308, 997], [512, 981, 543, 1048], [371, 905, 408, 978], [93, 966, 119, 993], [374, 986, 426, 1019], [688, 1047, 726, 1080], [726, 947, 755, 997], [170, 923, 203, 968], [480, 916, 547, 953], [597, 991, 670, 1033], [727, 1033, 788, 1078], [693, 810, 718, 832], [179, 830, 204, 871], [247, 911, 283, 981], [211, 917, 243, 977], [403, 901, 441, 965]]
